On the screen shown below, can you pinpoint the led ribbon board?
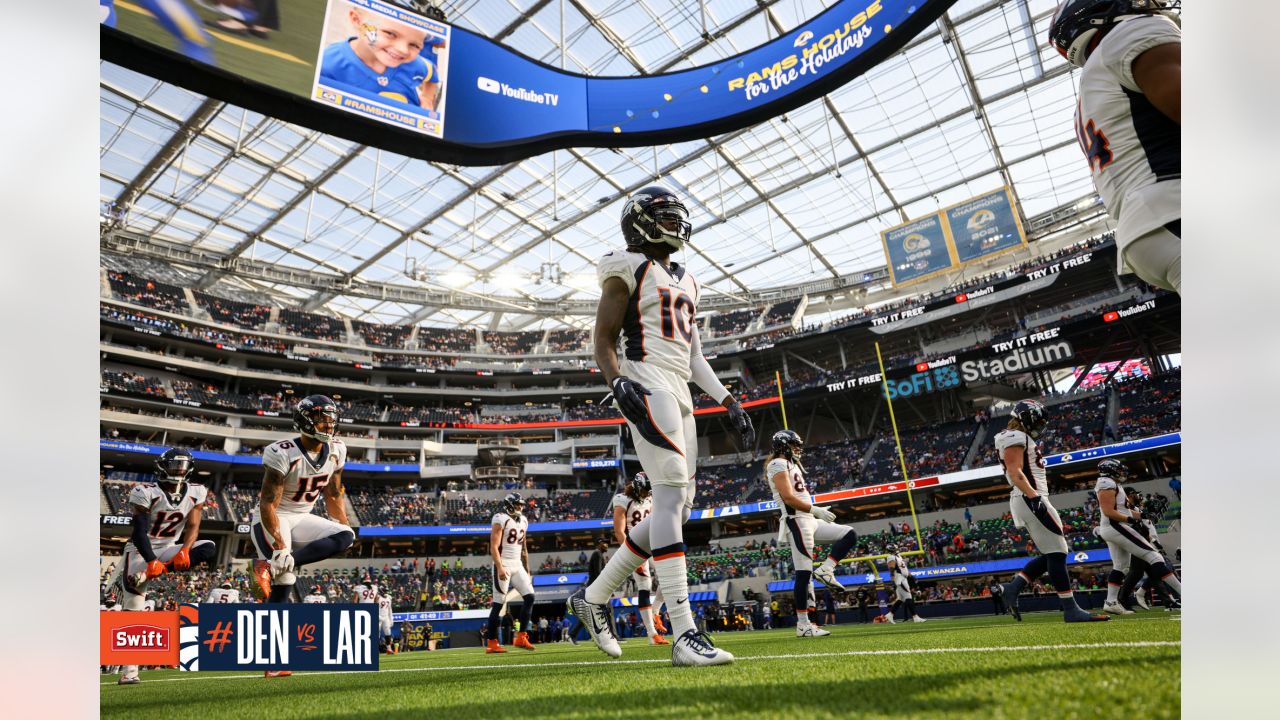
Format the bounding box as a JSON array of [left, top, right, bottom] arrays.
[[102, 0, 960, 164]]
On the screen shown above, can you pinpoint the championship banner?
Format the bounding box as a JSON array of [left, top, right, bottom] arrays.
[[881, 212, 957, 286], [98, 604, 378, 672], [942, 187, 1027, 264]]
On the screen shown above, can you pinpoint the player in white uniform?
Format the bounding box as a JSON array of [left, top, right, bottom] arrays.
[[485, 492, 536, 653], [1093, 459, 1181, 615], [611, 472, 668, 645], [996, 400, 1108, 623], [206, 580, 240, 604], [571, 185, 755, 667], [113, 448, 218, 685], [302, 586, 328, 603], [1050, 1, 1181, 293], [352, 576, 379, 605], [377, 592, 396, 653], [765, 430, 860, 638], [885, 545, 925, 623], [250, 395, 355, 678]]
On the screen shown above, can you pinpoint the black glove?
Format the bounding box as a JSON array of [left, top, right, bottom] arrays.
[[726, 400, 756, 449], [605, 376, 651, 427]]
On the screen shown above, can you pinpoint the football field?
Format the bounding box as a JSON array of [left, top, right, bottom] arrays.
[[101, 612, 1180, 719]]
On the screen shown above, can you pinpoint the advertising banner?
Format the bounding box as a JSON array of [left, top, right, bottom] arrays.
[[881, 213, 956, 286], [942, 187, 1027, 263]]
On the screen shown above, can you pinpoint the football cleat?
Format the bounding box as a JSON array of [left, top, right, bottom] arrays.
[[1064, 608, 1111, 623], [1103, 601, 1135, 615], [485, 639, 507, 654], [884, 613, 896, 624], [251, 559, 272, 600], [813, 564, 841, 593], [653, 614, 668, 634], [1135, 592, 1152, 611], [796, 625, 831, 638], [672, 630, 734, 666], [513, 632, 535, 651], [912, 616, 927, 623], [649, 633, 670, 646], [264, 670, 292, 678], [117, 667, 140, 685], [569, 590, 621, 658], [1001, 582, 1023, 621]]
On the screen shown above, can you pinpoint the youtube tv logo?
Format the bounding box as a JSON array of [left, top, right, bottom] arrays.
[[954, 293, 968, 303], [1102, 311, 1120, 323], [916, 362, 929, 372]]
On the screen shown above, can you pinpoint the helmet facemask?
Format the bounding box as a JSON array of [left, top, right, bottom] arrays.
[[155, 453, 193, 505]]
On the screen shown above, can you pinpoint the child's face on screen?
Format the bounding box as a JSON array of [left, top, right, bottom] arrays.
[[351, 10, 427, 68]]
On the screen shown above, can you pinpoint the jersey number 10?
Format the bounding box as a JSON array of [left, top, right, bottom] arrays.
[[657, 288, 696, 342]]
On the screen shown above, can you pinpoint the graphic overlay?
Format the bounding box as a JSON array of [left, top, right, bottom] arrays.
[[313, 0, 450, 138], [942, 187, 1027, 264], [101, 611, 179, 667], [881, 213, 957, 286], [194, 604, 378, 671]]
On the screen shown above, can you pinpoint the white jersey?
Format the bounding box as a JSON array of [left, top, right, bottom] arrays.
[[766, 458, 812, 518], [888, 553, 912, 580], [261, 437, 347, 515], [353, 584, 379, 604], [377, 595, 393, 620], [141, 599, 157, 611], [491, 512, 528, 565], [597, 250, 701, 381], [303, 593, 327, 604], [207, 587, 240, 603], [1075, 14, 1180, 259], [994, 429, 1048, 497], [1094, 476, 1133, 522], [123, 482, 209, 552], [611, 492, 652, 531]]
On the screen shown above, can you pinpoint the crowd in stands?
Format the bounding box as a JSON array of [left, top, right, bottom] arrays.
[[1116, 369, 1181, 439], [192, 291, 269, 329], [351, 486, 438, 526], [102, 369, 166, 396], [483, 331, 541, 355], [708, 307, 760, 336], [108, 271, 189, 314], [416, 327, 475, 353], [546, 328, 590, 353], [278, 308, 344, 342], [762, 298, 801, 327], [355, 320, 411, 348]]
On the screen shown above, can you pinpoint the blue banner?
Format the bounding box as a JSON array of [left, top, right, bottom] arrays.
[[881, 213, 956, 285], [532, 572, 588, 587], [766, 548, 1114, 591], [358, 519, 614, 537], [942, 187, 1026, 263], [1045, 433, 1181, 466], [99, 439, 418, 473], [188, 604, 377, 671], [571, 458, 620, 469]]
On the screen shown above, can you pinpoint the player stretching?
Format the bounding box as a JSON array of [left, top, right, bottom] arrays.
[[997, 400, 1109, 623], [766, 430, 860, 638], [250, 395, 356, 678], [886, 545, 925, 623], [1050, 1, 1181, 293], [571, 185, 755, 666], [612, 472, 669, 645], [1093, 459, 1181, 614], [206, 579, 240, 604], [115, 448, 218, 685], [486, 493, 536, 653]]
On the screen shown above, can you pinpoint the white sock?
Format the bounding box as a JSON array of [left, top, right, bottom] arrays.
[[585, 544, 646, 605], [654, 554, 695, 636], [1161, 572, 1182, 595], [797, 610, 811, 629], [640, 607, 657, 637], [122, 665, 139, 678], [1106, 584, 1120, 604]]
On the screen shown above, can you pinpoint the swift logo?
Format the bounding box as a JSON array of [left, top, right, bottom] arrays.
[[112, 624, 170, 652], [476, 76, 500, 94]]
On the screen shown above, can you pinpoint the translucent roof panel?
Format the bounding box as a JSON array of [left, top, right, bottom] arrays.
[[99, 0, 1113, 329]]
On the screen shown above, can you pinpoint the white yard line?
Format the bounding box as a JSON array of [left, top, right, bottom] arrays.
[[100, 640, 1180, 686]]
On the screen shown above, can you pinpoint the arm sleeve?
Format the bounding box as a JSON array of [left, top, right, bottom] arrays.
[[1099, 15, 1181, 92], [131, 513, 156, 563], [688, 325, 731, 404], [765, 459, 789, 479], [597, 251, 638, 293], [262, 443, 290, 475]]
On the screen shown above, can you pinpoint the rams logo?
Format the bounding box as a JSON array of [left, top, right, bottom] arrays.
[[1073, 552, 1090, 563], [903, 233, 930, 252], [178, 604, 200, 671], [794, 30, 814, 47], [966, 209, 996, 232]]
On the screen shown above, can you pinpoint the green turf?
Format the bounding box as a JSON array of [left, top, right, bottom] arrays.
[[113, 0, 323, 96], [101, 612, 1180, 719]]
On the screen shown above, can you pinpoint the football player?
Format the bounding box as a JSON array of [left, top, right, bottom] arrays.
[[571, 185, 755, 667], [612, 472, 668, 645], [766, 430, 861, 638], [206, 579, 240, 604], [886, 545, 925, 623], [486, 492, 536, 653], [353, 574, 379, 605], [115, 448, 218, 684], [1050, 1, 1181, 293], [996, 401, 1109, 623], [1094, 460, 1181, 614], [302, 585, 328, 604], [249, 395, 356, 678], [377, 591, 396, 653]]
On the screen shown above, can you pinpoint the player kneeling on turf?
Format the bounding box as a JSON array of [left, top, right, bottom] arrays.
[[114, 448, 218, 685], [766, 430, 860, 638]]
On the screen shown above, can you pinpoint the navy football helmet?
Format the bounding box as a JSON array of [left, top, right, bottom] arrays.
[[1097, 458, 1129, 480], [620, 185, 691, 251], [631, 471, 652, 497], [504, 492, 524, 516], [1011, 399, 1049, 438], [154, 447, 195, 505], [294, 394, 339, 443], [771, 429, 803, 459], [1049, 0, 1180, 68]]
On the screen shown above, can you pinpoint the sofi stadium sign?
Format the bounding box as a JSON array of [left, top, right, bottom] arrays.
[[878, 340, 1074, 399]]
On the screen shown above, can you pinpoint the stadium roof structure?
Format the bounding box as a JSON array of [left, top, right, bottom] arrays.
[[99, 0, 1111, 332]]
